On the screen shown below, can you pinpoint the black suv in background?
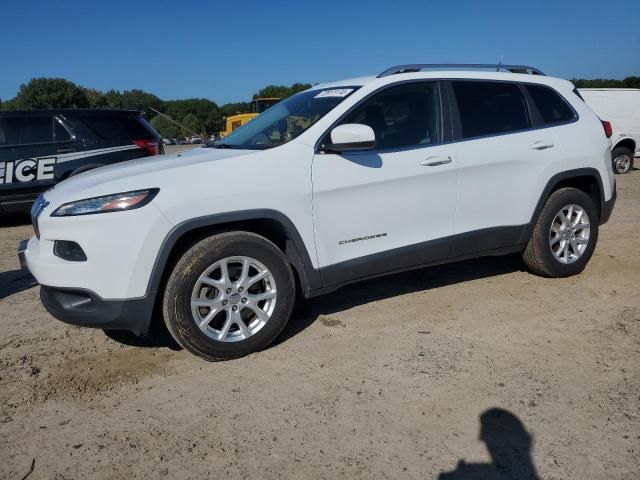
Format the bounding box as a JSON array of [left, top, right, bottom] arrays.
[[0, 109, 163, 215]]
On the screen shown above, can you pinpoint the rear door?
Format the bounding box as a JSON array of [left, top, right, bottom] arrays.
[[0, 114, 79, 201], [449, 80, 561, 256], [312, 81, 459, 286]]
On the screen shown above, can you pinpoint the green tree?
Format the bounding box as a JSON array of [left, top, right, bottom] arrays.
[[181, 113, 201, 137], [164, 98, 221, 134], [102, 89, 162, 118], [571, 76, 640, 88], [219, 102, 250, 116], [150, 115, 180, 138], [622, 76, 640, 88], [83, 88, 108, 108], [252, 82, 312, 100], [1, 98, 17, 110], [11, 77, 90, 109]]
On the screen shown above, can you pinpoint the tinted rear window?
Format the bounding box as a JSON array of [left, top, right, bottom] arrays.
[[0, 116, 55, 146], [74, 112, 153, 140], [526, 84, 576, 124], [452, 81, 531, 138]]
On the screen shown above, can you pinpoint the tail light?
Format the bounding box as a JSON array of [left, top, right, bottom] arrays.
[[133, 138, 160, 156], [601, 120, 612, 139]]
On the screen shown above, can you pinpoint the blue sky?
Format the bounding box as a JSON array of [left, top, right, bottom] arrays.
[[1, 0, 639, 105]]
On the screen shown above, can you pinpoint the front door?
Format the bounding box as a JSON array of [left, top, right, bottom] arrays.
[[312, 81, 458, 286]]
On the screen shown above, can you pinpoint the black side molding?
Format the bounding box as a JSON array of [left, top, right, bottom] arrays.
[[316, 225, 527, 296]]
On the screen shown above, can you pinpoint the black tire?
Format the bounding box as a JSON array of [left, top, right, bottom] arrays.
[[522, 188, 599, 277], [163, 232, 295, 361], [611, 146, 634, 174]]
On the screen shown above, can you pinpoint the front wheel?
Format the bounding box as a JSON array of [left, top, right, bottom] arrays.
[[611, 146, 634, 175], [163, 232, 295, 361], [522, 188, 599, 277]]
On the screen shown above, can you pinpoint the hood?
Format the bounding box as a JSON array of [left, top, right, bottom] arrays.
[[45, 147, 255, 205]]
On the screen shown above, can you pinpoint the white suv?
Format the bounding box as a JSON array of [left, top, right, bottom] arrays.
[[19, 64, 617, 360]]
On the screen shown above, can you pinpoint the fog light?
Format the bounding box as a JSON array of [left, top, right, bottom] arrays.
[[53, 240, 87, 262]]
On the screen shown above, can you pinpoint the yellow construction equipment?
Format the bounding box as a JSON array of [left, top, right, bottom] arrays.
[[218, 98, 280, 138]]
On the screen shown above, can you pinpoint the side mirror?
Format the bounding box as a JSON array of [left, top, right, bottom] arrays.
[[327, 124, 375, 152]]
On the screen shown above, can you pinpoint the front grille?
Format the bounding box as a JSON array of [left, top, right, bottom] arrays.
[[31, 194, 49, 239]]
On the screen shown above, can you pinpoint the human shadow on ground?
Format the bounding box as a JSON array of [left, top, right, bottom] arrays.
[[438, 408, 540, 480], [0, 268, 38, 300]]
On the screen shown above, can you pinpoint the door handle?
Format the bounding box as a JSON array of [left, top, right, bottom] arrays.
[[56, 147, 75, 153], [530, 141, 554, 150], [420, 156, 452, 167]]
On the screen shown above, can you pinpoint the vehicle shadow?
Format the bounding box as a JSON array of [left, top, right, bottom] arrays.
[[0, 268, 38, 300], [276, 253, 524, 346], [103, 320, 182, 350], [0, 212, 31, 227], [438, 408, 540, 479], [104, 254, 523, 352]]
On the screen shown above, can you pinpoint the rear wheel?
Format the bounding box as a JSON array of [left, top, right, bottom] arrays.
[[163, 232, 295, 360], [522, 188, 599, 277], [611, 146, 634, 174]]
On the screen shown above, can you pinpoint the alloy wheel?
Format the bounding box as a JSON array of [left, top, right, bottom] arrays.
[[549, 204, 590, 264], [190, 256, 277, 342]]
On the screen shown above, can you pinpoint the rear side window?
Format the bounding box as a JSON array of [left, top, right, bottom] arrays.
[[75, 113, 153, 140], [452, 81, 530, 139], [526, 84, 576, 124], [0, 116, 55, 146]]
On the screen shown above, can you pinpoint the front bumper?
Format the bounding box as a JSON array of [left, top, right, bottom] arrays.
[[39, 285, 155, 335]]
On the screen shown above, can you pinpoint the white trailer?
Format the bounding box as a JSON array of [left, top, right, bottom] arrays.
[[579, 88, 640, 174]]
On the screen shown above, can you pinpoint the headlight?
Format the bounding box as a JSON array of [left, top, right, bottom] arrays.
[[51, 189, 159, 217]]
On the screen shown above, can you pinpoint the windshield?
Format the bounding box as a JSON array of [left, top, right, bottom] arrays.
[[213, 87, 359, 150]]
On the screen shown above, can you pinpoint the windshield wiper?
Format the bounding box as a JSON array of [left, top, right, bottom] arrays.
[[210, 143, 245, 149]]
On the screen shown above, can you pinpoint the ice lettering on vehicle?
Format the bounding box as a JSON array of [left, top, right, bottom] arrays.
[[0, 157, 57, 184]]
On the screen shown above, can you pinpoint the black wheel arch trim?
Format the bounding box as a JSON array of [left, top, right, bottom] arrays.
[[519, 167, 610, 245], [145, 209, 322, 299]]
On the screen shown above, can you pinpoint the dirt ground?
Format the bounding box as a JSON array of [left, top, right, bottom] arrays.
[[1, 169, 638, 479]]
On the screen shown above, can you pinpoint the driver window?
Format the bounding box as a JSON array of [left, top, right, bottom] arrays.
[[339, 82, 441, 150]]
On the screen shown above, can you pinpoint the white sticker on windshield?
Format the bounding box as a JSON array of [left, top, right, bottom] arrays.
[[314, 88, 354, 98]]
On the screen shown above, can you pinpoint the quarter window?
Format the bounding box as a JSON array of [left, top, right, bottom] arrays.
[[526, 84, 575, 125], [452, 81, 530, 138], [338, 82, 441, 150], [54, 119, 71, 141]]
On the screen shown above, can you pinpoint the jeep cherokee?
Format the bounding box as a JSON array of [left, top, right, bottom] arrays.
[[18, 64, 617, 360]]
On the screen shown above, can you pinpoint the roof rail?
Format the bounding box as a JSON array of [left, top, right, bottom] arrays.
[[377, 64, 545, 78]]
